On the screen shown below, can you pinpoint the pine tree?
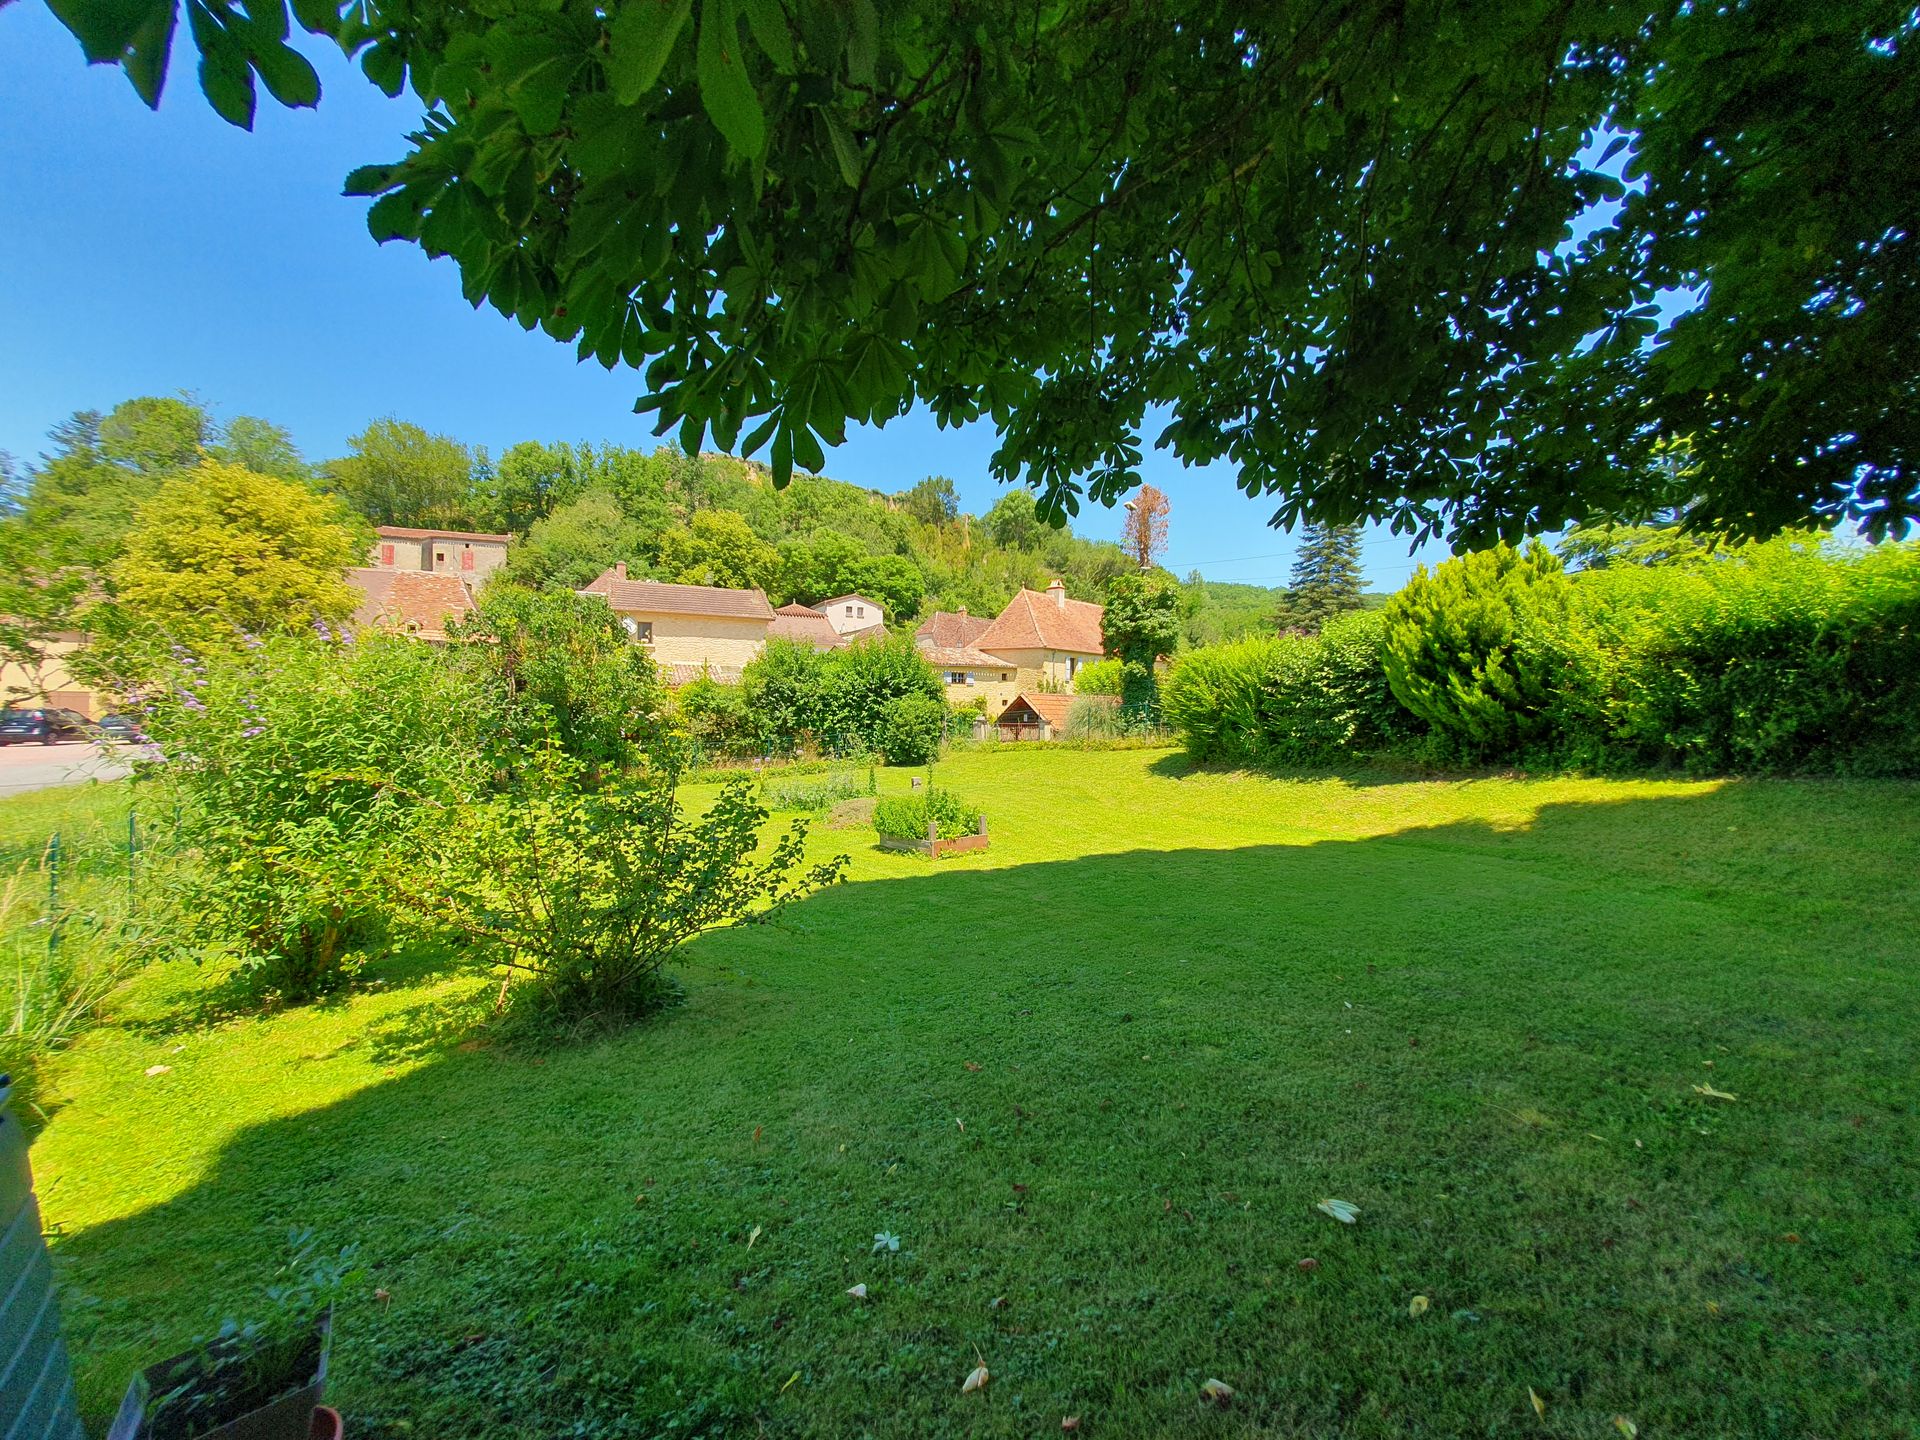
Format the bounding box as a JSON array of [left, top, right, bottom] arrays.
[[1274, 522, 1365, 633]]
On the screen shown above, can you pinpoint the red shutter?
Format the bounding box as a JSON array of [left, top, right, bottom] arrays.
[[380, 544, 395, 565], [461, 548, 475, 571]]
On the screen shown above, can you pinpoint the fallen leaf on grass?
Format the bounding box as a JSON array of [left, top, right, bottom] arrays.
[[1297, 1258, 1319, 1272], [1613, 1418, 1638, 1438], [1199, 1378, 1234, 1406], [374, 1288, 391, 1309], [956, 1117, 965, 1133], [1409, 1295, 1430, 1317], [1316, 1198, 1360, 1224], [1529, 1386, 1547, 1420], [965, 1062, 981, 1072], [846, 1283, 868, 1300], [752, 1125, 764, 1145], [747, 1225, 763, 1249], [988, 1295, 1006, 1309], [145, 1065, 172, 1077], [1693, 1082, 1738, 1101], [781, 1370, 800, 1392], [1061, 1417, 1080, 1432], [962, 1364, 990, 1393]]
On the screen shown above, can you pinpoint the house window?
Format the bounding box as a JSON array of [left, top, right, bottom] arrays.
[[1001, 672, 1009, 681], [622, 617, 653, 644], [947, 671, 970, 686], [1068, 655, 1080, 678], [845, 605, 855, 616], [856, 605, 865, 617], [434, 549, 447, 567]]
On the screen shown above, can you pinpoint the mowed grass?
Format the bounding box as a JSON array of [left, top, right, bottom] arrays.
[[23, 750, 1920, 1439]]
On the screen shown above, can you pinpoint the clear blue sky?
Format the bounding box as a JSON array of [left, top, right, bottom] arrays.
[[0, 6, 1459, 588]]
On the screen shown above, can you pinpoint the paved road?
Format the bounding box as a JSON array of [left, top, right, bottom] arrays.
[[0, 741, 134, 797]]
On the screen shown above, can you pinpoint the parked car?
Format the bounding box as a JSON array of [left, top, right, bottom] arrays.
[[92, 712, 147, 744], [0, 707, 90, 744]]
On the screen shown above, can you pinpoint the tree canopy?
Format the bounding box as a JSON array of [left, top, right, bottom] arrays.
[[109, 462, 368, 644], [54, 0, 1920, 544]]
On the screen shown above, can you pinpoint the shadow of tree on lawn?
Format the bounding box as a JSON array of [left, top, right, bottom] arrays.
[[44, 783, 1920, 1440]]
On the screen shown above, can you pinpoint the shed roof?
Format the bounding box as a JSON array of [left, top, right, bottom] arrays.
[[768, 605, 846, 650]]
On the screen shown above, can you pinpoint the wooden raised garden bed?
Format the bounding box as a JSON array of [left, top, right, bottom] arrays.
[[879, 815, 990, 858]]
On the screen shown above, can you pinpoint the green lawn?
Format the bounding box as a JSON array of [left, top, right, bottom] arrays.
[[23, 750, 1920, 1438]]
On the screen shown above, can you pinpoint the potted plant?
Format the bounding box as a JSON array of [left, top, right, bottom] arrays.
[[107, 1230, 354, 1440]]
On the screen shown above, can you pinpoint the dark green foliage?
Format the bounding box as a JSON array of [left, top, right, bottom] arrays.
[[1070, 658, 1123, 696], [1381, 542, 1570, 758], [739, 639, 827, 757], [871, 788, 982, 843], [1274, 522, 1365, 633], [76, 1, 1920, 540], [1162, 612, 1417, 765], [452, 584, 664, 771], [1550, 540, 1920, 776], [815, 635, 945, 756], [675, 676, 763, 762], [875, 692, 945, 766], [1101, 572, 1179, 718]]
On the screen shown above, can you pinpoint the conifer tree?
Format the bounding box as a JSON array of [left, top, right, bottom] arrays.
[[1274, 523, 1365, 634]]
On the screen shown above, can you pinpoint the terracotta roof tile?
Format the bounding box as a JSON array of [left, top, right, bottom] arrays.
[[581, 569, 775, 621], [915, 609, 995, 650], [768, 607, 846, 650], [347, 568, 475, 640], [974, 586, 1105, 656], [663, 662, 746, 686]]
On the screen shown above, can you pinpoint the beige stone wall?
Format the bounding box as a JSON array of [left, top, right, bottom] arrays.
[[619, 611, 771, 670], [0, 637, 100, 717], [939, 666, 1021, 715], [991, 647, 1103, 694], [369, 536, 509, 584]]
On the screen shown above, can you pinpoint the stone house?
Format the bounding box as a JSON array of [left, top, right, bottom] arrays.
[[814, 593, 887, 639], [913, 608, 1020, 711], [969, 580, 1107, 693], [580, 564, 775, 685], [368, 526, 511, 585]]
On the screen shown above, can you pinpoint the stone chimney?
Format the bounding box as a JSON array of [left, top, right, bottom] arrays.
[[613, 562, 628, 581], [1046, 578, 1066, 609]]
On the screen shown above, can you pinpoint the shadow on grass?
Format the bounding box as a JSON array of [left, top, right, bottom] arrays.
[[45, 785, 1920, 1440]]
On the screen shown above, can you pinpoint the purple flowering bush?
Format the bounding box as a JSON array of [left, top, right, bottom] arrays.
[[136, 631, 495, 999]]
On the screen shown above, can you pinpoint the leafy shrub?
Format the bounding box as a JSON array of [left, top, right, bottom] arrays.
[[675, 675, 763, 761], [1072, 658, 1124, 695], [410, 744, 847, 1028], [1259, 610, 1419, 762], [740, 638, 827, 755], [739, 632, 944, 756], [137, 632, 489, 1000], [452, 583, 663, 771], [1060, 697, 1164, 740], [817, 635, 946, 754], [1382, 541, 1569, 758], [873, 788, 983, 844], [761, 764, 875, 812], [876, 692, 946, 765], [1161, 636, 1286, 763], [1551, 537, 1920, 775]]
